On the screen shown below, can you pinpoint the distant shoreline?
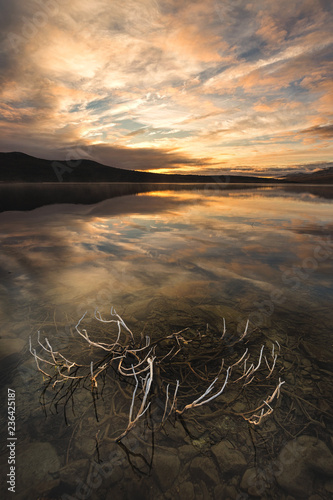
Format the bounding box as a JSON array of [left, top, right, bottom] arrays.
[[1, 152, 332, 184], [0, 151, 285, 184], [0, 180, 288, 188]]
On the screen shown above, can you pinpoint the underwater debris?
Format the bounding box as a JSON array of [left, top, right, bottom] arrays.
[[29, 307, 285, 441]]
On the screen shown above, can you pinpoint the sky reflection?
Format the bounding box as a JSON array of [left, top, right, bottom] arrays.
[[0, 186, 332, 344]]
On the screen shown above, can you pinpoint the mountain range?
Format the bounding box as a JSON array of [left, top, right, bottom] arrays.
[[0, 152, 278, 183], [284, 166, 333, 184], [0, 152, 332, 184]]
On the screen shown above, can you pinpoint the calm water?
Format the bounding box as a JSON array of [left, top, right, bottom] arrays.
[[0, 183, 333, 499]]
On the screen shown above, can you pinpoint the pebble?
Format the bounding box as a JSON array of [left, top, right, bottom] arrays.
[[221, 484, 239, 499], [153, 450, 180, 492], [178, 481, 195, 500], [240, 467, 270, 497], [199, 479, 211, 499], [190, 456, 219, 486], [178, 444, 198, 463], [211, 439, 246, 474], [163, 421, 187, 441], [300, 358, 312, 368]]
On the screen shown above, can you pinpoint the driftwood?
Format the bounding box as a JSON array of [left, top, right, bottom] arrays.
[[30, 307, 285, 441]]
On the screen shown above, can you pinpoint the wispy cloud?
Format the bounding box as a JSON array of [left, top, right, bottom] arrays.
[[0, 0, 332, 175], [300, 124, 333, 138]]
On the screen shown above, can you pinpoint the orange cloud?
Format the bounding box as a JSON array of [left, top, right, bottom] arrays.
[[0, 0, 332, 175], [256, 13, 287, 47]]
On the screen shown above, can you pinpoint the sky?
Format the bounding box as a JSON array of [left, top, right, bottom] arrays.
[[0, 0, 332, 177]]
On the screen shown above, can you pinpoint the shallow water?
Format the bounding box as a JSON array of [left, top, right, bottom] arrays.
[[0, 183, 332, 499]]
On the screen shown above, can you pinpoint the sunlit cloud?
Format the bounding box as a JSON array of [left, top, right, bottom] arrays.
[[0, 0, 332, 175]]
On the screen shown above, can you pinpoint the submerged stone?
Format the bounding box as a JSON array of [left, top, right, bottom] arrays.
[[211, 439, 247, 473], [178, 444, 199, 463], [275, 435, 333, 497], [153, 450, 180, 492], [178, 481, 195, 500], [17, 441, 61, 497], [240, 467, 271, 497], [190, 456, 219, 486], [302, 340, 333, 366]]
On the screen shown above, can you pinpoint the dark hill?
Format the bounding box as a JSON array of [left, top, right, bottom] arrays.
[[2, 152, 332, 184], [0, 152, 279, 184], [284, 167, 333, 184]]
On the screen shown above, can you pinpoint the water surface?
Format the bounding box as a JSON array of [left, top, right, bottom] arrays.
[[0, 184, 332, 499]]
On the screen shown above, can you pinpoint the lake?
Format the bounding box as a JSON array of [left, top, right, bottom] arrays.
[[0, 183, 333, 499]]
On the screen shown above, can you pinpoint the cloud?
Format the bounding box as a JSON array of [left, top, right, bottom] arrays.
[[256, 13, 287, 48], [75, 143, 212, 172], [300, 124, 333, 138], [0, 0, 332, 174]]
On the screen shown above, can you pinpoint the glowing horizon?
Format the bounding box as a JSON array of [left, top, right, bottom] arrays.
[[0, 0, 332, 177]]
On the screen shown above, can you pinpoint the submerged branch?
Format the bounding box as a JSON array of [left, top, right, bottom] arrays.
[[30, 308, 285, 441]]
